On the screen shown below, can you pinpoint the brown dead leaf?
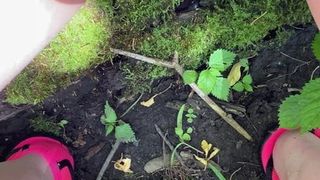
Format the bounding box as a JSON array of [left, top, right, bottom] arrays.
[[227, 62, 242, 86]]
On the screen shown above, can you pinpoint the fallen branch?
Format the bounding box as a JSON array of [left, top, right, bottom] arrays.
[[111, 48, 252, 141], [96, 141, 121, 180]]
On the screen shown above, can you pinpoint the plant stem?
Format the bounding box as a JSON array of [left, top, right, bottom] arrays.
[[154, 124, 186, 167], [170, 142, 204, 166], [96, 141, 121, 180], [111, 48, 252, 141]]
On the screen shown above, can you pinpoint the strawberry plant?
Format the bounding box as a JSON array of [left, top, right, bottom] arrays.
[[279, 78, 320, 132], [100, 101, 136, 143], [182, 49, 253, 101]]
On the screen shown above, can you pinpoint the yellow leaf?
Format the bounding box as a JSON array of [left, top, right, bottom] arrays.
[[227, 62, 242, 86], [201, 140, 212, 158], [194, 155, 208, 168], [140, 95, 157, 107], [208, 147, 220, 161], [114, 157, 133, 173]]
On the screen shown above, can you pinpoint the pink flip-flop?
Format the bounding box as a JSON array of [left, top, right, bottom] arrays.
[[261, 128, 320, 180], [6, 136, 74, 180]]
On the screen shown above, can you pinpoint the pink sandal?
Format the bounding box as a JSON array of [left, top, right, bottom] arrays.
[[6, 136, 74, 180], [261, 128, 320, 180]]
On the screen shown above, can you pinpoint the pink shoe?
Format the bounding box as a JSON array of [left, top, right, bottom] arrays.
[[6, 136, 74, 180], [261, 128, 320, 180]]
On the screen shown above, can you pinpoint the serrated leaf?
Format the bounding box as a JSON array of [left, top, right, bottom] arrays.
[[232, 82, 244, 92], [279, 79, 320, 132], [312, 33, 320, 61], [103, 101, 117, 124], [187, 127, 193, 134], [279, 95, 302, 129], [115, 123, 136, 143], [197, 69, 221, 94], [298, 79, 320, 132], [209, 49, 236, 71], [211, 78, 230, 101], [227, 62, 241, 86], [106, 125, 115, 136], [242, 75, 253, 84], [182, 133, 191, 141], [240, 58, 249, 71], [182, 70, 198, 84]]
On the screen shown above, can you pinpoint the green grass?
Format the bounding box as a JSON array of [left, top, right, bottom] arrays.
[[5, 2, 111, 105], [30, 116, 64, 136]]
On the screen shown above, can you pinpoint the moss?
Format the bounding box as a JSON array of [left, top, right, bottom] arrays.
[[5, 1, 112, 105], [30, 117, 63, 136], [119, 0, 311, 95]]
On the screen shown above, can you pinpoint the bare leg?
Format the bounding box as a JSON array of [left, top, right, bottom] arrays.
[[273, 131, 320, 180], [0, 154, 53, 180]]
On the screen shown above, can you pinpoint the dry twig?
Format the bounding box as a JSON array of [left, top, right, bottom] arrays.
[[96, 141, 121, 180], [111, 48, 252, 141]]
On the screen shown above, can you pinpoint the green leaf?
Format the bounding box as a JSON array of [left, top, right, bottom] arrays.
[[197, 69, 221, 94], [175, 128, 183, 136], [240, 58, 249, 71], [208, 163, 226, 180], [279, 95, 302, 129], [176, 104, 185, 129], [182, 70, 198, 84], [279, 78, 320, 132], [211, 78, 230, 101], [312, 33, 320, 61], [59, 120, 68, 125], [102, 101, 117, 124], [298, 79, 320, 132], [186, 127, 193, 134], [187, 108, 194, 114], [187, 118, 193, 123], [105, 125, 114, 136], [209, 49, 236, 71], [243, 83, 253, 92], [232, 82, 244, 92], [242, 75, 253, 84], [182, 133, 191, 141], [115, 123, 136, 143]]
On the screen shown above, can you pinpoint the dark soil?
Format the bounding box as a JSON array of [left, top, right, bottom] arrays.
[[0, 25, 319, 180]]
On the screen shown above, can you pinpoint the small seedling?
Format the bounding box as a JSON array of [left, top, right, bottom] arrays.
[[58, 120, 68, 128], [186, 108, 197, 123], [175, 105, 194, 142], [182, 49, 253, 101], [100, 101, 136, 143]]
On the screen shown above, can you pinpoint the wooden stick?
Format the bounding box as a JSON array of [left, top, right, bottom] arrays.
[[111, 48, 252, 141], [96, 141, 121, 180]]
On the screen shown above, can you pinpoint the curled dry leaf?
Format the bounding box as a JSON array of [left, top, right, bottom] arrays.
[[195, 140, 220, 170], [140, 95, 157, 107], [114, 155, 133, 173]]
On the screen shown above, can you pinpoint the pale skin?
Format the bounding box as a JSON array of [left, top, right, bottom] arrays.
[[0, 0, 319, 180]]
